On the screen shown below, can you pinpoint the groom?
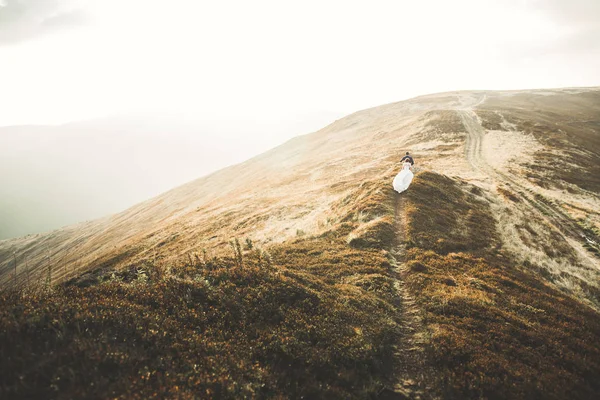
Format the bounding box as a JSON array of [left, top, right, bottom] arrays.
[[401, 152, 414, 165]]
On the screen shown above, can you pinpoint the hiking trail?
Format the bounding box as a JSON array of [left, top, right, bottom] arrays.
[[380, 196, 437, 399]]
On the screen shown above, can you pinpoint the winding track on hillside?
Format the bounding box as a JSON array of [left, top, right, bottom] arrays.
[[457, 105, 600, 256], [381, 197, 437, 399]]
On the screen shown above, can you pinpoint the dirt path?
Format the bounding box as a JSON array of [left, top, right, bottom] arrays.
[[379, 195, 437, 399], [456, 107, 600, 257], [460, 109, 492, 176]]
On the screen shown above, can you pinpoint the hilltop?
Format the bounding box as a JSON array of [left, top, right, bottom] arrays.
[[1, 88, 599, 399]]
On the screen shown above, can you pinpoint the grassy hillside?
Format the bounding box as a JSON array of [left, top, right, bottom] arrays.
[[402, 172, 600, 399], [2, 171, 600, 399], [1, 88, 599, 399], [0, 179, 406, 399], [2, 89, 599, 295], [476, 90, 600, 193]]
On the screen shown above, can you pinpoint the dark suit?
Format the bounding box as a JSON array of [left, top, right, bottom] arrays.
[[401, 155, 414, 165]]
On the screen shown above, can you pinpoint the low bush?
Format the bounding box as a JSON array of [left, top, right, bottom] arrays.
[[0, 177, 402, 399]]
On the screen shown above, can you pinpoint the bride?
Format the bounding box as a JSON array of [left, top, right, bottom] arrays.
[[393, 159, 414, 193]]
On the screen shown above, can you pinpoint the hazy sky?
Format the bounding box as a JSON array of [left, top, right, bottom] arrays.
[[1, 0, 599, 127]]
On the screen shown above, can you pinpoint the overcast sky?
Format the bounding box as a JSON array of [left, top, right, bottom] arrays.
[[0, 0, 599, 127]]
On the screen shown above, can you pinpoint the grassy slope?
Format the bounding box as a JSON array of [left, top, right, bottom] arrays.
[[403, 172, 600, 399], [2, 170, 599, 399], [476, 91, 600, 193], [2, 91, 600, 399], [0, 179, 403, 399]]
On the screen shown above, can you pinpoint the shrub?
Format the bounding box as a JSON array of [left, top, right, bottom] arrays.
[[0, 176, 403, 399]]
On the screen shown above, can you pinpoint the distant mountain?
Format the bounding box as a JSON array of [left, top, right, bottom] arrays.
[[0, 111, 340, 239]]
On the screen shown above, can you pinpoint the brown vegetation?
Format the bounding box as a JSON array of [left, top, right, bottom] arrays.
[[1, 88, 599, 399], [402, 172, 600, 399], [0, 179, 404, 399], [477, 91, 600, 193], [405, 110, 466, 146]]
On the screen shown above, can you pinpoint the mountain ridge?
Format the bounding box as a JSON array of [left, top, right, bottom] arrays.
[[2, 88, 599, 299], [1, 86, 600, 398]]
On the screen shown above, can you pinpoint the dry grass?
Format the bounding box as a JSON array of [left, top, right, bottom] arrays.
[[477, 92, 600, 193], [0, 178, 404, 399], [492, 203, 600, 310], [1, 88, 599, 399], [404, 110, 466, 146], [402, 172, 600, 399]]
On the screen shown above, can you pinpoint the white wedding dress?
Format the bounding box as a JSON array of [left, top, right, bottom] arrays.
[[393, 162, 414, 193]]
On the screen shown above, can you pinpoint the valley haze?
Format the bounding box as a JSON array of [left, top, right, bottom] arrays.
[[0, 111, 340, 239]]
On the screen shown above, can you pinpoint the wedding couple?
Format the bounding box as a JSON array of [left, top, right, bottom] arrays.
[[393, 152, 414, 193]]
